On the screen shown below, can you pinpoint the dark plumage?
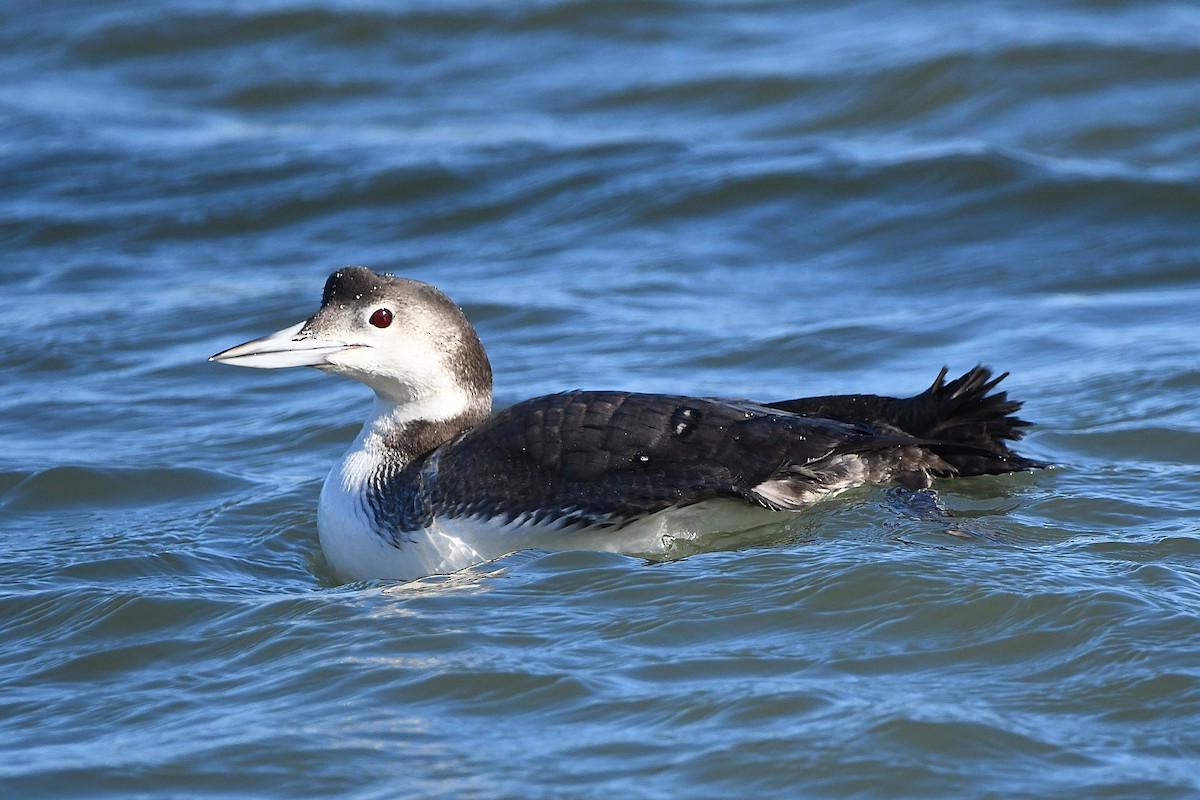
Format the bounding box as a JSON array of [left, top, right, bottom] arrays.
[[374, 372, 1045, 535], [767, 366, 1046, 480]]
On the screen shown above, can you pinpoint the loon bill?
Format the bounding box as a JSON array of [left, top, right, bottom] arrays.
[[211, 267, 1047, 583]]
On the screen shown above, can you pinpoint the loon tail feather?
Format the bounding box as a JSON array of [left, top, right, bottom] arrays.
[[766, 365, 1047, 478], [910, 365, 1048, 476]]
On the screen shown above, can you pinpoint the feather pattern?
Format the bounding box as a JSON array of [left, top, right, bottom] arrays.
[[365, 387, 1013, 535]]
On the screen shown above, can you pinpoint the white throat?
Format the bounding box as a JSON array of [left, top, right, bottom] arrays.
[[329, 386, 477, 489], [315, 388, 484, 581]]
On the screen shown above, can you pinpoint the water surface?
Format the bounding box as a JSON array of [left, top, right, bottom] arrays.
[[2, 1, 1199, 798]]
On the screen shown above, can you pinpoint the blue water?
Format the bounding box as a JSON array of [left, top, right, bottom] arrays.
[[3, 1, 1200, 797]]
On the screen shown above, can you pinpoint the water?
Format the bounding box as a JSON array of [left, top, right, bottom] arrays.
[[3, 1, 1199, 797]]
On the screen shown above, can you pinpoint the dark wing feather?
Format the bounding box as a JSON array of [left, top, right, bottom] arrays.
[[423, 390, 913, 526]]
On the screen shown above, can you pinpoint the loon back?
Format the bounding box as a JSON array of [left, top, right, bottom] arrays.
[[374, 380, 1043, 534], [211, 267, 1046, 582]]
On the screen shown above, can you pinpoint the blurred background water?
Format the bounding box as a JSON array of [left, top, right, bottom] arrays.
[[2, 1, 1199, 798]]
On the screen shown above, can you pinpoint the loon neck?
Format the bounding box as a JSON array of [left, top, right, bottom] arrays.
[[355, 391, 490, 467]]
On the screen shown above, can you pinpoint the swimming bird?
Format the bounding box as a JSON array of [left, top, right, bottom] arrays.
[[211, 267, 1045, 582]]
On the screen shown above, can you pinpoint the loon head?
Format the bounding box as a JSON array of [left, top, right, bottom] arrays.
[[211, 267, 492, 420]]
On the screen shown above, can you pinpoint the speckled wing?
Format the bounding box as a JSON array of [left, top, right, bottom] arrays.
[[424, 390, 901, 527]]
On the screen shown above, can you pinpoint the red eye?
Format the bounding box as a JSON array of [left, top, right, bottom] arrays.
[[369, 308, 393, 328]]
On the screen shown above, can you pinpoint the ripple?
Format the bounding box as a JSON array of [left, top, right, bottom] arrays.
[[1, 466, 248, 512]]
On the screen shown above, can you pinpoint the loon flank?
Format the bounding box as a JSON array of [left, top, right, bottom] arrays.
[[211, 267, 1046, 582]]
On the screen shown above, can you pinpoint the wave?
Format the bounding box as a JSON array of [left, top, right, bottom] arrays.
[[1, 465, 249, 512]]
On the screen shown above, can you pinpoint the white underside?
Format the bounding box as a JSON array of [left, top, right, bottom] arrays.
[[316, 466, 862, 585], [318, 488, 804, 583]]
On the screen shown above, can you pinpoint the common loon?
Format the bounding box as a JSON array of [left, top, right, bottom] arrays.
[[211, 267, 1046, 582]]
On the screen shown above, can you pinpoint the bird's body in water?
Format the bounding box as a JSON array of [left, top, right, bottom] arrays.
[[212, 267, 1046, 582]]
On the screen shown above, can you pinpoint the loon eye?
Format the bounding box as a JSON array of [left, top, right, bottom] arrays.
[[369, 308, 393, 328]]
